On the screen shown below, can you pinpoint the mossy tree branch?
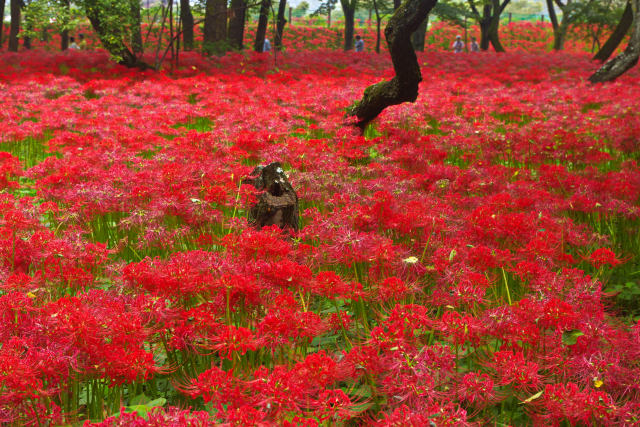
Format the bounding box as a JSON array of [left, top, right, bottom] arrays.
[[347, 0, 438, 129], [590, 0, 640, 83]]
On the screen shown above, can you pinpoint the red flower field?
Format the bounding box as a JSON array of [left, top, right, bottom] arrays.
[[0, 32, 640, 426]]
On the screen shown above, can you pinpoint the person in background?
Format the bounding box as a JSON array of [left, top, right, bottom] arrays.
[[355, 35, 364, 52], [69, 36, 80, 50], [78, 34, 87, 50], [263, 38, 271, 52], [469, 36, 480, 52], [452, 35, 464, 53]]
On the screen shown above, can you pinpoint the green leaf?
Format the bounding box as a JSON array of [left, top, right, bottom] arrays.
[[129, 393, 150, 406], [124, 397, 166, 419], [562, 329, 584, 346]]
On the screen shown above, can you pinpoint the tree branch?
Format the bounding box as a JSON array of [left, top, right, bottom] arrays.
[[347, 0, 438, 129]]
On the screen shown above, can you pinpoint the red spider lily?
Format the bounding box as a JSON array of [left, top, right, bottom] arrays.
[[1, 32, 640, 426], [588, 247, 623, 269]]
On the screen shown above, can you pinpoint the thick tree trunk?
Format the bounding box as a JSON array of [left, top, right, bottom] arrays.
[[9, 0, 19, 52], [478, 4, 492, 51], [0, 0, 5, 48], [61, 31, 69, 51], [348, 0, 439, 128], [594, 0, 633, 62], [131, 0, 143, 54], [342, 1, 356, 51], [85, 3, 150, 69], [275, 0, 287, 50], [60, 0, 70, 50], [589, 0, 640, 83], [203, 0, 227, 55], [411, 14, 429, 52], [254, 0, 270, 52], [228, 0, 246, 49], [553, 17, 568, 50], [480, 20, 490, 50], [489, 0, 505, 52], [180, 0, 194, 50]]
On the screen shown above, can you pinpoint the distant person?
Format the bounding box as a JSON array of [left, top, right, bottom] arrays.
[[469, 36, 479, 52], [452, 35, 463, 53], [355, 35, 364, 52], [263, 38, 271, 52], [78, 33, 87, 50], [69, 36, 80, 50]]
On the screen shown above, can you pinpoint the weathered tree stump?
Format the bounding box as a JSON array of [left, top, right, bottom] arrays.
[[246, 162, 299, 231]]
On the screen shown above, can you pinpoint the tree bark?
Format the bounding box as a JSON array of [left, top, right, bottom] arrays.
[[131, 0, 143, 54], [228, 0, 246, 49], [348, 0, 439, 128], [9, 0, 19, 52], [589, 0, 640, 83], [180, 0, 194, 50], [246, 162, 299, 232], [0, 0, 4, 48], [254, 0, 270, 52], [275, 0, 287, 50], [341, 0, 356, 51], [411, 14, 429, 52], [61, 0, 70, 50], [203, 0, 227, 55], [394, 0, 401, 9], [478, 4, 492, 51], [489, 0, 506, 52], [546, 0, 560, 50], [373, 0, 381, 53], [554, 17, 568, 50], [85, 1, 150, 69], [594, 0, 633, 62]]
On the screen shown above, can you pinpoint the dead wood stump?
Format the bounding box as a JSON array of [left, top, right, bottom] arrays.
[[246, 162, 299, 231]]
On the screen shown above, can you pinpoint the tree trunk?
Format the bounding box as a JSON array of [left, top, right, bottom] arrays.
[[342, 0, 356, 51], [61, 0, 69, 50], [553, 17, 568, 50], [376, 16, 382, 53], [246, 162, 299, 232], [203, 0, 227, 55], [275, 0, 287, 50], [546, 0, 565, 50], [9, 0, 19, 52], [181, 0, 194, 50], [394, 0, 401, 9], [489, 0, 505, 52], [589, 0, 640, 83], [131, 0, 143, 54], [594, 0, 633, 62], [479, 4, 492, 51], [23, 36, 31, 50], [411, 14, 429, 51], [85, 1, 150, 69], [0, 0, 5, 48], [254, 0, 270, 52], [373, 0, 381, 53], [348, 0, 439, 128], [227, 0, 246, 49], [546, 0, 558, 31]]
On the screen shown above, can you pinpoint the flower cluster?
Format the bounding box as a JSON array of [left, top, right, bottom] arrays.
[[0, 35, 639, 425]]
